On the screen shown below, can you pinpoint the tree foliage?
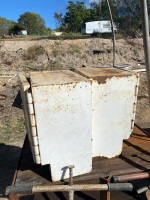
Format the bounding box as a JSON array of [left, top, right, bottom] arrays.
[[63, 1, 86, 32], [99, 0, 119, 21], [63, 1, 100, 32], [18, 12, 46, 35], [54, 0, 150, 34], [0, 17, 14, 36], [116, 0, 140, 29], [8, 22, 23, 35], [55, 0, 119, 32], [54, 12, 64, 28]]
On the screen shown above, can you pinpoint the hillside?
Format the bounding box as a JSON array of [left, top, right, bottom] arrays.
[[0, 38, 145, 73]]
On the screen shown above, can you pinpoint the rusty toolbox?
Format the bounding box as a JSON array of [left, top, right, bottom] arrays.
[[19, 67, 139, 182], [19, 70, 92, 182]]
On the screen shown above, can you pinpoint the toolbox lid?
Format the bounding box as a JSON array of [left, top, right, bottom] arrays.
[[30, 70, 89, 87], [74, 67, 136, 80]]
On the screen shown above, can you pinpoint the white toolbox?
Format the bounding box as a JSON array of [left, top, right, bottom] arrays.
[[19, 67, 139, 181], [74, 67, 139, 158], [19, 70, 92, 181]]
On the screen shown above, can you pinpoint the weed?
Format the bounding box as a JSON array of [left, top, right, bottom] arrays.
[[126, 39, 137, 46], [69, 44, 80, 54], [54, 62, 63, 70], [55, 40, 62, 46], [134, 49, 140, 57], [0, 116, 25, 142], [49, 60, 63, 70], [106, 49, 112, 53], [115, 33, 124, 40], [52, 46, 60, 57], [23, 65, 46, 72], [23, 45, 44, 61], [22, 65, 30, 73], [51, 41, 62, 57]]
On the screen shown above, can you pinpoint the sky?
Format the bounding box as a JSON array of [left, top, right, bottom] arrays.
[[0, 0, 96, 29]]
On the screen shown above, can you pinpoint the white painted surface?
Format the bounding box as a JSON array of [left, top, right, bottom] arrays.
[[74, 68, 139, 158], [81, 20, 117, 34], [19, 68, 139, 181], [52, 31, 63, 36], [17, 30, 27, 35], [30, 70, 92, 181], [19, 74, 41, 164], [92, 76, 138, 158]]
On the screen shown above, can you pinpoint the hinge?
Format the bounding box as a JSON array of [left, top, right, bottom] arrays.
[[26, 91, 41, 164], [131, 75, 140, 130]]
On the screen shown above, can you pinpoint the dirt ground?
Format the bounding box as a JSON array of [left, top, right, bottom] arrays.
[[0, 38, 150, 199]]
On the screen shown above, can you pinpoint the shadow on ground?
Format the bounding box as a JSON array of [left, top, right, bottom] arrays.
[[0, 143, 22, 197]]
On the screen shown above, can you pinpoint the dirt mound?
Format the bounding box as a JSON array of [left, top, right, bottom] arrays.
[[0, 38, 145, 73]]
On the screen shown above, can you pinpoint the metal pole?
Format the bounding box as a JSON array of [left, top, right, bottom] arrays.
[[69, 190, 74, 200], [6, 183, 134, 195], [140, 0, 150, 104], [137, 186, 149, 194], [68, 165, 74, 186], [105, 0, 116, 67], [32, 184, 109, 193], [112, 172, 150, 183], [68, 165, 75, 200]]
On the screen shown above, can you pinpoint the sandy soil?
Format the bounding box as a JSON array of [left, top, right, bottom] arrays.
[[0, 38, 150, 199], [0, 38, 145, 72]]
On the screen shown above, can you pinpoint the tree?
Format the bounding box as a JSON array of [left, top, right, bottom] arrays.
[[115, 0, 150, 30], [0, 17, 14, 36], [64, 1, 95, 32], [8, 22, 24, 35], [89, 1, 102, 20], [90, 0, 150, 31], [116, 0, 140, 29], [54, 12, 64, 28], [101, 0, 119, 21], [18, 12, 46, 35], [64, 1, 85, 32], [62, 0, 119, 32], [58, 0, 150, 34]]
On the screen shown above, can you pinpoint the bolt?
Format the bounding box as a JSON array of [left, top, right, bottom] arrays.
[[68, 165, 75, 186]]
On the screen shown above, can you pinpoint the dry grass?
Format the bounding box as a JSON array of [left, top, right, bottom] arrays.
[[0, 116, 25, 142], [23, 45, 44, 61]]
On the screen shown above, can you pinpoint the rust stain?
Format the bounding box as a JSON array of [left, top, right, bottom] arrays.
[[74, 67, 135, 84], [93, 75, 132, 84], [93, 76, 109, 84], [30, 70, 89, 87]]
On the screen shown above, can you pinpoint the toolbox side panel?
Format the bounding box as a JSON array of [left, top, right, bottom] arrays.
[[92, 75, 138, 158], [31, 81, 92, 181], [19, 74, 41, 164]]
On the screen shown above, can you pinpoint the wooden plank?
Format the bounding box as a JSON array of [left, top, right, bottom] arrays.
[[10, 125, 150, 200], [13, 125, 150, 187]]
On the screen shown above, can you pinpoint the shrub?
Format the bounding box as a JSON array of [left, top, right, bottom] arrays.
[[69, 44, 80, 54], [115, 33, 124, 40], [23, 45, 44, 60]]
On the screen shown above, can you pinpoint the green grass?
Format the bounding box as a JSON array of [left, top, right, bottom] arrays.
[[0, 33, 91, 41]]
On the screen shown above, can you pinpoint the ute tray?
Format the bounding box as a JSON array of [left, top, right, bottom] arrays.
[[10, 124, 150, 200]]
